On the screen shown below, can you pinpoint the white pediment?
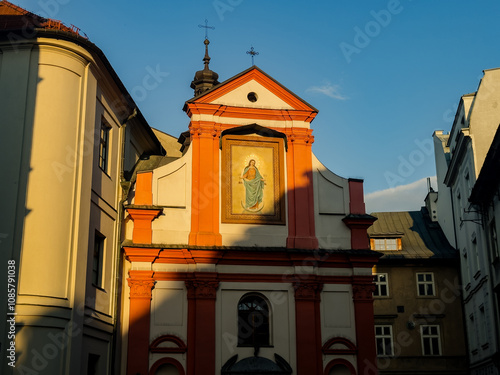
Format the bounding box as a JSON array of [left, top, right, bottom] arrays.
[[210, 79, 295, 110]]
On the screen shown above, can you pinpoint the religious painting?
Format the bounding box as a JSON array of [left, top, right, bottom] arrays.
[[221, 135, 285, 225]]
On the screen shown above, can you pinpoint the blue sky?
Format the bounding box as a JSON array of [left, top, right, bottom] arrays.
[[16, 0, 500, 211]]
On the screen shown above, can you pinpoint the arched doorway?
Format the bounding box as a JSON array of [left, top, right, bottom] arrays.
[[154, 363, 180, 375], [328, 364, 351, 375]]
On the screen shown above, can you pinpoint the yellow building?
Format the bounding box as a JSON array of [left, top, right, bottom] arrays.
[[0, 2, 163, 374], [368, 200, 467, 374]]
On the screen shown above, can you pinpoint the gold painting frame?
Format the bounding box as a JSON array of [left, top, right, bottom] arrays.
[[221, 135, 285, 225]]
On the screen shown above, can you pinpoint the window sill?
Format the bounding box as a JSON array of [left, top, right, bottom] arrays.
[[92, 284, 106, 292]]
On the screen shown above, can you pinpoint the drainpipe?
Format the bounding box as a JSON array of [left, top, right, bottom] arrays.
[[110, 108, 137, 375]]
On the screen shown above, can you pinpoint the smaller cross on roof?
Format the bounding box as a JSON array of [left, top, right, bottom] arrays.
[[246, 46, 259, 66], [198, 19, 215, 39]]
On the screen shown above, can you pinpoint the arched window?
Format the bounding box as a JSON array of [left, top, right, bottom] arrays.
[[238, 293, 270, 347]]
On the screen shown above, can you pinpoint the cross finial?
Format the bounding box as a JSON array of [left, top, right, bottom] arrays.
[[246, 46, 259, 66], [198, 19, 215, 39]]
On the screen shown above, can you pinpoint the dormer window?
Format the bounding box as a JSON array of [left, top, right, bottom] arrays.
[[370, 238, 402, 251]]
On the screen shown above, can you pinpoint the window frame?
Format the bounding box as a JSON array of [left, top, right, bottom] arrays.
[[92, 231, 105, 288], [420, 325, 442, 356], [373, 273, 389, 297], [416, 272, 435, 296], [237, 293, 272, 347], [99, 120, 111, 174], [371, 238, 401, 251], [375, 325, 394, 357]]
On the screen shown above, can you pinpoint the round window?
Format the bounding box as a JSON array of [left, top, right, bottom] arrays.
[[247, 92, 258, 102]]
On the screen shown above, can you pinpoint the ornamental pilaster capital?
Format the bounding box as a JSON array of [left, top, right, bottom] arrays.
[[185, 279, 219, 299], [287, 130, 314, 145], [352, 283, 375, 302], [189, 122, 221, 139], [128, 278, 155, 300], [293, 281, 323, 301]]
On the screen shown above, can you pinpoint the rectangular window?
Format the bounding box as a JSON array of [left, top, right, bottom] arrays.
[[99, 121, 110, 173], [421, 325, 441, 355], [373, 273, 389, 297], [417, 272, 435, 296], [375, 325, 393, 357], [92, 231, 105, 287], [372, 238, 400, 251]]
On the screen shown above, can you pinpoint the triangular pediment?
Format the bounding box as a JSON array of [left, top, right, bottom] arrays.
[[186, 66, 318, 112]]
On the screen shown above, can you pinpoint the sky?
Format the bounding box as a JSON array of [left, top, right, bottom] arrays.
[[15, 0, 500, 212]]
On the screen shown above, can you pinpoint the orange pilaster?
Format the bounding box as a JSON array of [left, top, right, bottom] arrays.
[[127, 208, 162, 244], [286, 129, 318, 249], [352, 277, 378, 375], [127, 271, 155, 375], [294, 281, 323, 374], [185, 275, 219, 375], [135, 172, 153, 205], [188, 122, 222, 246]]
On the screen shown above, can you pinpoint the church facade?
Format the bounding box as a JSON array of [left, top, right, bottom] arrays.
[[1, 2, 380, 374], [121, 41, 380, 375]]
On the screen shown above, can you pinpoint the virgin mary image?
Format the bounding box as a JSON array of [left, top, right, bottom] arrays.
[[239, 159, 265, 211]]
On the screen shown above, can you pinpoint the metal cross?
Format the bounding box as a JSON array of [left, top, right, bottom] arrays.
[[246, 46, 259, 66], [198, 19, 215, 39]]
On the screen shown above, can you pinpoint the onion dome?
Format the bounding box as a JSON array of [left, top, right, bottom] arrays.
[[190, 38, 219, 96]]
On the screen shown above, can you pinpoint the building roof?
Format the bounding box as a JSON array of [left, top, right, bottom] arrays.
[[368, 209, 456, 259], [0, 0, 164, 156], [0, 1, 85, 37], [151, 128, 183, 158]]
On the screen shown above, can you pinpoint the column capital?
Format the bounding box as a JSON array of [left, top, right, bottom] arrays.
[[189, 121, 221, 139], [185, 279, 219, 299], [128, 277, 155, 299], [293, 281, 323, 301], [352, 283, 375, 302], [287, 130, 314, 145]]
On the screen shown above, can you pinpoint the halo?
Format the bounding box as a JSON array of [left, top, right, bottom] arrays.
[[244, 154, 261, 167]]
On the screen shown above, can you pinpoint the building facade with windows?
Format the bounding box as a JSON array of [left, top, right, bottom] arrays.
[[368, 208, 467, 374], [0, 2, 164, 374], [433, 68, 500, 374], [1, 2, 383, 375], [119, 43, 382, 374]]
